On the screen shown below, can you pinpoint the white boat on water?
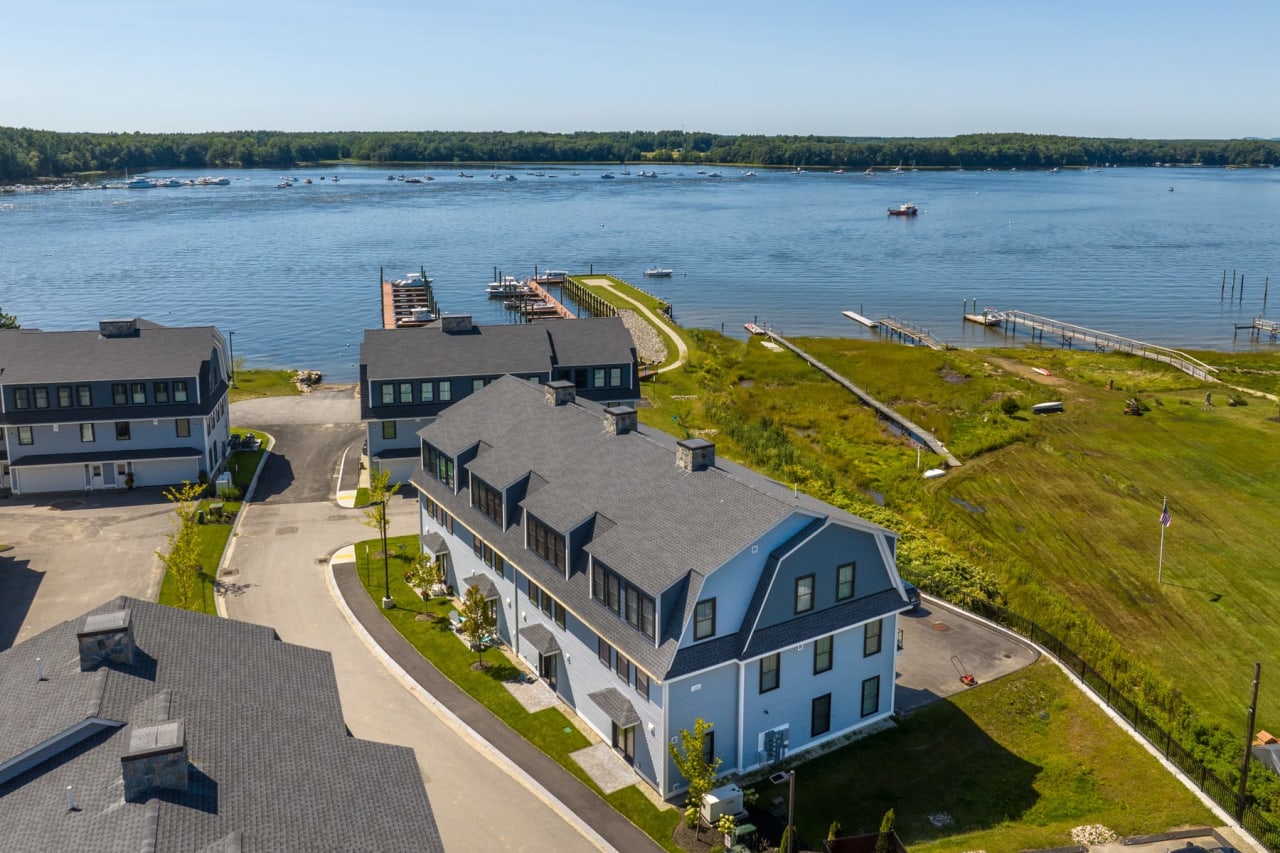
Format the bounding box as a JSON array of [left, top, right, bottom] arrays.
[[125, 177, 156, 189], [196, 176, 230, 186], [644, 267, 674, 278], [485, 275, 533, 297]]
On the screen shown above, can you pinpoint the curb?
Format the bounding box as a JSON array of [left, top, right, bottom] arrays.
[[323, 548, 617, 853], [214, 431, 275, 619]]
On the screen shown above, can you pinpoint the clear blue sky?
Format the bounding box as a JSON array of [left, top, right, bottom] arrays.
[[6, 0, 1278, 139]]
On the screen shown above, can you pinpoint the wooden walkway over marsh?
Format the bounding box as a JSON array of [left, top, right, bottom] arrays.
[[764, 332, 962, 467], [878, 315, 948, 351]]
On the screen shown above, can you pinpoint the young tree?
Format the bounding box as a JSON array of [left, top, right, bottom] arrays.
[[0, 305, 18, 329], [668, 717, 721, 836], [459, 583, 496, 667], [361, 467, 402, 548], [876, 808, 896, 853], [158, 481, 208, 608]]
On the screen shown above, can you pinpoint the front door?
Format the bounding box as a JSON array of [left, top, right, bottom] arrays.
[[611, 722, 636, 765], [84, 464, 103, 490], [539, 653, 558, 692]]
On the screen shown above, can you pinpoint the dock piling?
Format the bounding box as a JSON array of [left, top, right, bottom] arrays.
[[1221, 270, 1226, 303], [1264, 277, 1269, 313]]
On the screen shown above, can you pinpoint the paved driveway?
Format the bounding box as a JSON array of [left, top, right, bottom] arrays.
[[0, 490, 175, 650]]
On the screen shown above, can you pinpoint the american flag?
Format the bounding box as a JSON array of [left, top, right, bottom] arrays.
[[1160, 502, 1172, 528]]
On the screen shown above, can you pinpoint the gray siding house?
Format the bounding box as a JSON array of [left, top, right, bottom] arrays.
[[410, 376, 910, 796], [360, 314, 639, 484], [0, 319, 231, 495]]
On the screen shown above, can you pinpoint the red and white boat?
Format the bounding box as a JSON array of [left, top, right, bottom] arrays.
[[744, 323, 766, 335], [887, 202, 918, 217]]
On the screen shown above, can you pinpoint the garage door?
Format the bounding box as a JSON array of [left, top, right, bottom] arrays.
[[133, 458, 200, 488], [377, 457, 418, 490], [12, 464, 83, 495]]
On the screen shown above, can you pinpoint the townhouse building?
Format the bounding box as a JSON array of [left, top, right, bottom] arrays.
[[411, 375, 911, 796]]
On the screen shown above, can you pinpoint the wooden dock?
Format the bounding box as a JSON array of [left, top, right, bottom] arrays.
[[381, 268, 439, 329], [878, 315, 947, 350], [518, 279, 574, 319], [1235, 316, 1280, 342], [841, 310, 879, 329], [1000, 310, 1218, 381], [764, 332, 961, 467]]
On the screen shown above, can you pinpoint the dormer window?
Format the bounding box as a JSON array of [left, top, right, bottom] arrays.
[[527, 513, 565, 570], [472, 475, 503, 526], [424, 443, 454, 488]]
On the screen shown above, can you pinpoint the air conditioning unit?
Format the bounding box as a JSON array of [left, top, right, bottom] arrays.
[[701, 783, 744, 825]]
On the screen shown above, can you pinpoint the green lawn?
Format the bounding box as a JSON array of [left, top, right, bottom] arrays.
[[770, 660, 1213, 852], [229, 368, 301, 403], [354, 535, 681, 852]]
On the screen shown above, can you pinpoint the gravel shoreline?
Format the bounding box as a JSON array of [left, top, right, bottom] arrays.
[[618, 308, 669, 365]]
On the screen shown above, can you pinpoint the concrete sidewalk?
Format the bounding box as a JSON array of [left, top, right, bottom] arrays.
[[332, 560, 664, 853]]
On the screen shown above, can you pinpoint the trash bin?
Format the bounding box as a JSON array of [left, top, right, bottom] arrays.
[[197, 509, 205, 524]]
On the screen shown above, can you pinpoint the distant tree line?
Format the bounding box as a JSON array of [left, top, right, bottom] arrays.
[[2, 126, 1278, 182]]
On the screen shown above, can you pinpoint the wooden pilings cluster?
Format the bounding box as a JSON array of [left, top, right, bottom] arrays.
[[1221, 269, 1271, 313], [560, 277, 618, 318]]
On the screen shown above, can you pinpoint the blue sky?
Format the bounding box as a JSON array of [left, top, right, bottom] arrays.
[[5, 0, 1278, 138]]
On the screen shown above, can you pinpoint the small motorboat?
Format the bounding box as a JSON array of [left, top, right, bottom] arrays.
[[888, 202, 918, 217], [644, 268, 674, 277]]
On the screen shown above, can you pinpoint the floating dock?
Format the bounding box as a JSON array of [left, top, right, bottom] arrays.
[[1000, 310, 1218, 381], [381, 268, 439, 329], [516, 279, 574, 320], [1235, 316, 1279, 342], [963, 311, 1002, 327], [841, 310, 879, 329]]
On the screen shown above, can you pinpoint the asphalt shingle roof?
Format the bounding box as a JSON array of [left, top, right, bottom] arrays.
[[0, 321, 221, 385], [0, 597, 441, 853]]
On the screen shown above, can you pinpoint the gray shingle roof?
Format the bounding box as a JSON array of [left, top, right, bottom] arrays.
[[518, 624, 561, 657], [0, 597, 442, 853], [461, 573, 499, 599], [11, 446, 202, 467], [0, 321, 222, 385], [587, 688, 641, 728]]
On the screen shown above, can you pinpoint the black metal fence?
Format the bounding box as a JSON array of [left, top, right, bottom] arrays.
[[957, 597, 1280, 851]]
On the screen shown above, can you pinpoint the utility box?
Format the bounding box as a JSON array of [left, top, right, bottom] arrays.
[[701, 783, 744, 825]]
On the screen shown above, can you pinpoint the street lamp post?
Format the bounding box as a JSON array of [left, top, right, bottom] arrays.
[[769, 770, 796, 853], [376, 499, 393, 609]]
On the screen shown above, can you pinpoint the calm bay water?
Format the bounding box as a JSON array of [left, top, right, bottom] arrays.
[[2, 165, 1278, 381]]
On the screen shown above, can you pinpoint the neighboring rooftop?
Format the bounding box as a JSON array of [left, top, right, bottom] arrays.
[[0, 319, 224, 384], [0, 597, 442, 853]]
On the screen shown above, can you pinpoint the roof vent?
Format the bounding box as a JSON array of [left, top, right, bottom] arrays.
[[77, 608, 135, 670], [545, 380, 575, 407], [676, 438, 716, 472], [440, 314, 474, 333], [121, 719, 188, 800], [603, 406, 637, 435], [98, 319, 140, 338]]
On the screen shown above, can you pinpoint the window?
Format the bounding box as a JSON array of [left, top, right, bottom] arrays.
[[77, 385, 92, 407], [615, 652, 630, 683], [472, 378, 485, 393], [473, 535, 485, 559], [606, 572, 620, 613], [33, 387, 49, 409], [554, 601, 566, 629], [702, 729, 716, 766], [694, 598, 716, 641], [420, 381, 434, 402], [592, 563, 606, 604], [795, 574, 815, 614], [174, 418, 190, 438], [760, 653, 780, 693], [610, 367, 622, 387], [814, 635, 833, 674], [861, 676, 881, 717], [112, 384, 127, 405], [58, 386, 73, 408], [598, 637, 612, 667], [172, 380, 188, 403], [154, 382, 169, 403], [527, 514, 565, 570], [80, 423, 95, 443], [13, 388, 30, 409], [438, 381, 452, 402], [635, 669, 649, 701], [473, 476, 503, 525], [382, 420, 397, 440], [399, 382, 413, 403], [812, 693, 832, 736], [638, 595, 655, 641], [425, 444, 454, 488], [381, 383, 395, 405], [864, 619, 883, 657], [593, 368, 605, 388], [17, 425, 33, 445], [130, 383, 146, 404], [115, 421, 131, 441], [837, 562, 855, 600]]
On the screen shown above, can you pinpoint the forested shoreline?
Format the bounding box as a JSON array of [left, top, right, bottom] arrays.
[[3, 126, 1279, 182]]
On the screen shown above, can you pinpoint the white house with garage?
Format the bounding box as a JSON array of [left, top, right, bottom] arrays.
[[410, 375, 912, 796], [0, 318, 231, 495]]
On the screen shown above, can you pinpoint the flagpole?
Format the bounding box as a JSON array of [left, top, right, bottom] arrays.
[[1158, 497, 1167, 584]]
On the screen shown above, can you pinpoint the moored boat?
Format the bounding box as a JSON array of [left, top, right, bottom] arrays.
[[644, 267, 674, 277], [888, 202, 918, 217]]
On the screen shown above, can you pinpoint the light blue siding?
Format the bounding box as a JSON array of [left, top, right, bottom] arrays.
[[756, 525, 895, 631]]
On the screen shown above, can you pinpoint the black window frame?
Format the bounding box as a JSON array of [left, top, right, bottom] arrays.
[[795, 573, 815, 614], [438, 380, 452, 402], [597, 636, 612, 667], [610, 367, 622, 387], [864, 618, 883, 657], [593, 368, 605, 388], [172, 380, 188, 403], [836, 562, 855, 601], [382, 419, 397, 440], [424, 443, 455, 489], [635, 668, 649, 701], [814, 635, 833, 674], [759, 653, 780, 693], [702, 728, 715, 765], [380, 383, 395, 405], [473, 476, 503, 526], [112, 383, 127, 406], [606, 571, 620, 613], [694, 598, 716, 641], [420, 381, 434, 402], [812, 693, 832, 737], [115, 421, 131, 441], [614, 652, 630, 683], [80, 423, 95, 443], [77, 385, 92, 407], [57, 386, 73, 408], [472, 378, 485, 393], [527, 513, 566, 571], [13, 388, 30, 409], [33, 387, 49, 409], [130, 382, 146, 405], [153, 382, 170, 404], [175, 418, 190, 438], [399, 381, 413, 403], [861, 675, 880, 717], [17, 425, 33, 445], [592, 562, 606, 604]]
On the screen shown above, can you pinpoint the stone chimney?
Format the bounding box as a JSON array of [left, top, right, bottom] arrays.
[[602, 405, 637, 435], [77, 608, 135, 670], [121, 719, 189, 800], [98, 319, 139, 338], [440, 314, 474, 333], [545, 380, 576, 407], [676, 438, 716, 472]]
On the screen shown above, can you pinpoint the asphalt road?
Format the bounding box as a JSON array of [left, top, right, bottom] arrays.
[[228, 393, 602, 853]]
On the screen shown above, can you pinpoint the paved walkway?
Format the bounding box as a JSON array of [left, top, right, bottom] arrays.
[[579, 276, 689, 373]]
